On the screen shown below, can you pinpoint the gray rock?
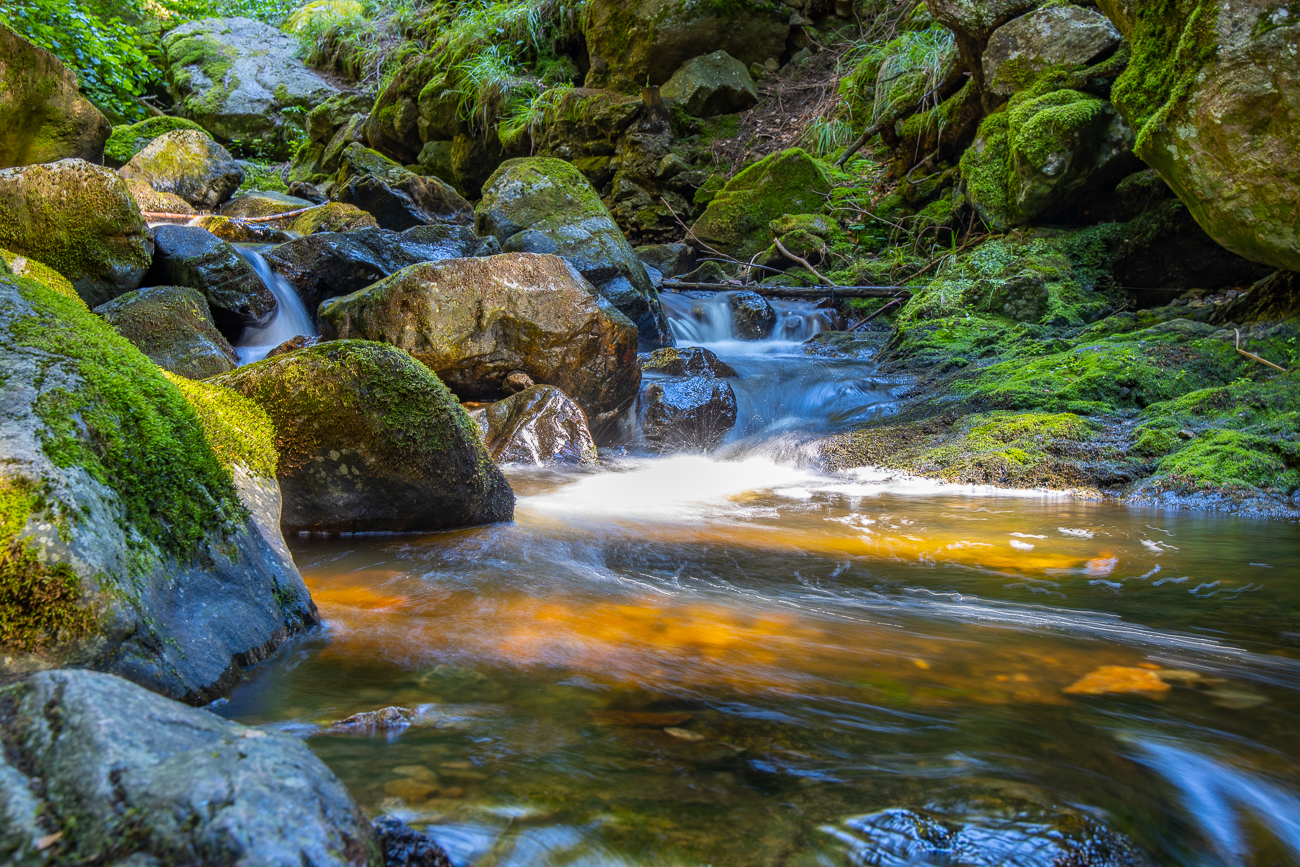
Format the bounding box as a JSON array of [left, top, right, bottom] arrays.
[[119, 130, 244, 210], [469, 385, 599, 466], [730, 290, 777, 340], [264, 223, 498, 318], [636, 242, 697, 279], [144, 225, 277, 338], [0, 273, 317, 702], [927, 0, 1045, 86], [0, 669, 377, 865], [333, 143, 473, 231], [94, 285, 239, 379], [477, 158, 675, 348], [984, 5, 1122, 99], [641, 375, 738, 452], [662, 51, 759, 117], [162, 18, 341, 155]]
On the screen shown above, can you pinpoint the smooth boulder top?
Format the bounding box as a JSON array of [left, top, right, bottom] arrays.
[[0, 669, 377, 865], [94, 284, 239, 380], [103, 115, 208, 166], [211, 340, 515, 534], [119, 129, 246, 210], [983, 5, 1122, 98], [641, 375, 738, 452], [0, 24, 111, 169], [317, 253, 642, 427], [661, 50, 759, 118], [641, 345, 738, 378], [0, 159, 153, 307]]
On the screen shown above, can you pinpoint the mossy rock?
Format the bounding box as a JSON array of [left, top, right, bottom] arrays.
[[125, 178, 197, 216], [0, 271, 315, 699], [333, 143, 473, 231], [640, 346, 737, 378], [284, 202, 379, 235], [120, 129, 245, 211], [94, 285, 240, 380], [982, 5, 1122, 101], [211, 340, 515, 533], [689, 148, 833, 260], [190, 215, 293, 244], [0, 248, 83, 307], [104, 116, 208, 167], [218, 190, 312, 219], [0, 159, 153, 307]]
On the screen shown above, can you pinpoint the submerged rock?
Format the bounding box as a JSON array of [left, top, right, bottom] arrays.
[[94, 285, 239, 379], [640, 346, 737, 378], [318, 254, 641, 428], [0, 159, 153, 306], [476, 157, 674, 348], [211, 340, 515, 534], [0, 273, 316, 700], [145, 224, 277, 338], [373, 816, 454, 867], [0, 669, 375, 864], [333, 143, 473, 230], [661, 50, 759, 117], [264, 223, 496, 318], [119, 129, 244, 210], [469, 385, 599, 466], [0, 24, 111, 169], [641, 376, 738, 452]]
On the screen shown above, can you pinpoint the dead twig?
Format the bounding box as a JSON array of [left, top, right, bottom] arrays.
[[773, 235, 836, 287], [847, 296, 905, 330], [1235, 328, 1288, 372], [660, 196, 742, 264]]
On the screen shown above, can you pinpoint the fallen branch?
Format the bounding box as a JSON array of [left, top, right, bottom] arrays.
[[660, 196, 742, 265], [772, 235, 835, 287], [141, 211, 199, 220], [140, 204, 323, 224], [1236, 328, 1288, 372], [833, 122, 885, 168], [847, 297, 905, 330], [663, 281, 909, 298]]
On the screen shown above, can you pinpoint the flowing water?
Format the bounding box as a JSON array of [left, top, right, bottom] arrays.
[[232, 246, 318, 364], [217, 290, 1300, 867]]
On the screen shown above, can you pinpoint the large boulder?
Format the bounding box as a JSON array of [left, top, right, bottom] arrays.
[[468, 385, 599, 466], [661, 51, 759, 117], [0, 159, 153, 306], [317, 253, 642, 428], [0, 25, 111, 169], [211, 340, 514, 534], [124, 177, 197, 216], [689, 148, 833, 260], [961, 89, 1136, 229], [926, 0, 1045, 88], [119, 129, 245, 210], [161, 17, 341, 155], [983, 5, 1123, 100], [145, 224, 277, 337], [264, 223, 497, 318], [583, 0, 790, 90], [0, 669, 377, 864], [641, 376, 738, 452], [94, 285, 239, 379], [476, 157, 674, 348], [1103, 0, 1300, 271], [103, 116, 208, 167], [286, 201, 380, 235], [730, 290, 777, 340], [0, 273, 317, 700], [333, 143, 473, 230]]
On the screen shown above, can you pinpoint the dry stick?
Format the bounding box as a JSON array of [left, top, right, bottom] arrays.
[[847, 297, 905, 331], [140, 204, 322, 223], [773, 235, 836, 288], [833, 121, 885, 168], [662, 281, 908, 298], [1235, 328, 1288, 372], [141, 211, 201, 220]]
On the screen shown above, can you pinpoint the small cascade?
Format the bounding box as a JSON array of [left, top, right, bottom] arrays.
[[233, 246, 318, 365], [660, 291, 833, 347]]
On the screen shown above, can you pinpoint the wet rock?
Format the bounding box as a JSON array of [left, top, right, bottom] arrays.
[[730, 290, 777, 340], [640, 346, 737, 378], [94, 285, 239, 379], [144, 224, 277, 338], [1064, 666, 1172, 697], [333, 143, 473, 230], [119, 129, 245, 210], [103, 115, 208, 167], [219, 190, 313, 219], [211, 340, 515, 533], [983, 5, 1122, 100], [502, 370, 535, 393], [477, 157, 674, 348], [0, 24, 111, 169], [264, 223, 495, 318], [162, 17, 341, 156], [0, 273, 317, 700], [802, 331, 884, 360], [661, 50, 759, 117], [583, 0, 790, 91], [317, 254, 641, 429], [636, 242, 697, 279], [0, 159, 154, 307], [331, 706, 416, 732], [265, 334, 322, 358], [373, 815, 454, 867], [690, 148, 833, 260], [191, 214, 294, 244], [641, 376, 738, 452], [0, 669, 374, 864], [468, 385, 599, 466]]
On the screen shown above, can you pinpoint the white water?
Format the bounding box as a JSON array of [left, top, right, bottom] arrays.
[[233, 246, 318, 364], [660, 291, 832, 348]]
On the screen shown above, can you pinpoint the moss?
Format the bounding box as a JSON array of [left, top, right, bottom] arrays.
[[0, 248, 83, 307], [2, 275, 248, 564], [104, 116, 207, 165], [1153, 430, 1299, 495], [163, 373, 279, 480], [287, 202, 378, 234]]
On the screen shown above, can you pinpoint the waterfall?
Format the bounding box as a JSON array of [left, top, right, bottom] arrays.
[[660, 291, 832, 348], [232, 246, 318, 365]]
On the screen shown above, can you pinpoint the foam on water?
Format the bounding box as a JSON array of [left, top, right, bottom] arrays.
[[232, 246, 317, 364]]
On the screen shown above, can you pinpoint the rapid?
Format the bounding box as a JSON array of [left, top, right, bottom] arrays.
[[217, 290, 1300, 867]]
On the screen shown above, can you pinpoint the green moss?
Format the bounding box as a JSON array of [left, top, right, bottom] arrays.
[[163, 373, 279, 480], [3, 275, 248, 564], [1153, 430, 1299, 495], [105, 116, 207, 165], [0, 248, 83, 307], [288, 202, 378, 234], [1132, 427, 1179, 457]]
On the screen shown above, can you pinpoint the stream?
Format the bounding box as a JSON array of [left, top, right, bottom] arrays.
[[219, 290, 1300, 866]]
